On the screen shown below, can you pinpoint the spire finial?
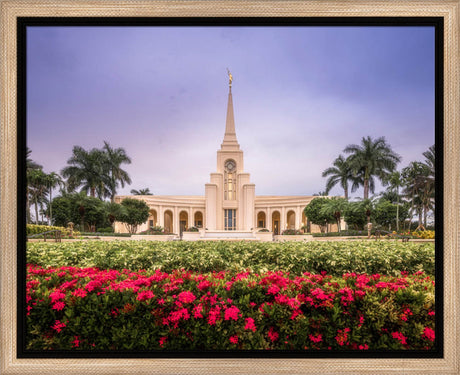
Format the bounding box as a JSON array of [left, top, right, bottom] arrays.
[[227, 68, 233, 88]]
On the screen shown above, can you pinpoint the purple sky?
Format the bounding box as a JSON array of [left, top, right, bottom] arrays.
[[27, 26, 435, 198]]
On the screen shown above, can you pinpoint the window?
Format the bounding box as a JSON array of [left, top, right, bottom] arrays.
[[224, 160, 236, 200], [224, 209, 236, 230]]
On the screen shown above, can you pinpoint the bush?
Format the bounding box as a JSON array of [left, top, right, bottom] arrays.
[[258, 228, 269, 232], [26, 265, 436, 351], [26, 240, 435, 277], [97, 227, 114, 233], [27, 224, 80, 238], [185, 227, 199, 232], [281, 229, 301, 235]]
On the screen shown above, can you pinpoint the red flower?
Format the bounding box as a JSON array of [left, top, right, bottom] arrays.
[[137, 290, 155, 301], [309, 333, 322, 343], [229, 335, 238, 344], [51, 320, 66, 332], [159, 336, 168, 347], [224, 305, 241, 321], [268, 327, 279, 343], [178, 291, 196, 304], [244, 317, 257, 332], [52, 301, 65, 311], [391, 331, 408, 345], [49, 290, 66, 302], [71, 336, 80, 348], [422, 327, 435, 342], [71, 288, 87, 298]]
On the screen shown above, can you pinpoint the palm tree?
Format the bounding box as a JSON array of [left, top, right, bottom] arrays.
[[401, 161, 430, 230], [103, 141, 132, 202], [61, 146, 109, 198], [322, 155, 360, 200], [422, 145, 435, 227], [130, 188, 152, 195], [104, 201, 125, 230], [319, 197, 348, 232], [26, 148, 42, 223], [27, 168, 48, 224], [26, 147, 42, 171], [344, 136, 401, 200], [44, 172, 63, 225], [382, 171, 404, 231]]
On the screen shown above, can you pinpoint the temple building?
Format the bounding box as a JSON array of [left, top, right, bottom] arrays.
[[114, 77, 336, 239]]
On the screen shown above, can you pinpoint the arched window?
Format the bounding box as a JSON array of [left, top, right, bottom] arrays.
[[224, 159, 237, 200]]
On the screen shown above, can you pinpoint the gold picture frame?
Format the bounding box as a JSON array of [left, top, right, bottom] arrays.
[[1, 1, 458, 374]]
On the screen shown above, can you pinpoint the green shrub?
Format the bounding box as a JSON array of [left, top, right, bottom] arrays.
[[185, 227, 199, 232], [27, 224, 80, 238], [281, 229, 301, 235], [26, 240, 435, 277], [25, 265, 436, 351]]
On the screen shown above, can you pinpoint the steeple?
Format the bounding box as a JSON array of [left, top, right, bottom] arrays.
[[221, 70, 240, 151]]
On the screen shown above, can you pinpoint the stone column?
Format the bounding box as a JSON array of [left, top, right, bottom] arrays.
[[267, 207, 272, 231], [296, 206, 302, 230], [174, 206, 179, 235], [281, 207, 286, 233], [159, 205, 164, 228]]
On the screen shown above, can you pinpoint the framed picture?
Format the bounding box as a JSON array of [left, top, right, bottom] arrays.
[[1, 1, 459, 374]]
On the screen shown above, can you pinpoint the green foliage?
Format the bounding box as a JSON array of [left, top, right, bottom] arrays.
[[27, 224, 80, 238], [281, 229, 301, 235], [343, 202, 367, 230], [27, 240, 435, 277], [185, 227, 199, 232], [303, 198, 335, 230], [50, 193, 109, 230], [118, 198, 150, 234]]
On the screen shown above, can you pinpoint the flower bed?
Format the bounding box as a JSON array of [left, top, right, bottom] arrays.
[[26, 265, 435, 351], [27, 240, 435, 277]]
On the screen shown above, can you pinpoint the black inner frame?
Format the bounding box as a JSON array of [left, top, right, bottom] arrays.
[[16, 17, 444, 359]]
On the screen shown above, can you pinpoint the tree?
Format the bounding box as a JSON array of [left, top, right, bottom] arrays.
[[343, 202, 367, 230], [322, 155, 359, 200], [351, 198, 376, 225], [344, 136, 401, 199], [26, 148, 42, 223], [401, 161, 430, 230], [27, 168, 48, 224], [382, 170, 404, 231], [303, 198, 335, 233], [422, 145, 435, 227], [61, 146, 110, 198], [130, 188, 153, 195], [319, 197, 348, 232], [103, 141, 132, 202], [44, 172, 63, 225], [118, 198, 150, 234], [104, 201, 125, 230]]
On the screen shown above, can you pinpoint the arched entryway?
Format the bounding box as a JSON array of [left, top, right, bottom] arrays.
[[257, 211, 266, 229], [179, 211, 188, 235], [194, 211, 203, 228], [164, 210, 173, 234], [287, 210, 296, 230], [148, 209, 158, 229], [272, 211, 280, 235]]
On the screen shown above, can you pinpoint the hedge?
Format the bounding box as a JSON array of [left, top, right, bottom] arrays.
[[27, 224, 80, 238], [26, 265, 435, 351], [27, 240, 435, 277]]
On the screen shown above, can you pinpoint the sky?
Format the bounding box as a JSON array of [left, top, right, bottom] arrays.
[[27, 26, 435, 198]]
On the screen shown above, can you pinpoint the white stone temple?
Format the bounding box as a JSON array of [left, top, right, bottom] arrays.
[[114, 77, 335, 239]]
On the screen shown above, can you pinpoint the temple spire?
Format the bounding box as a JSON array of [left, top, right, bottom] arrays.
[[221, 70, 239, 150]]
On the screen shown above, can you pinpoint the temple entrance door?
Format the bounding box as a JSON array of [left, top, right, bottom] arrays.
[[272, 211, 280, 235]]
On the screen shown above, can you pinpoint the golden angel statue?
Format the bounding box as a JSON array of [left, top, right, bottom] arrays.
[[227, 68, 233, 86]]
